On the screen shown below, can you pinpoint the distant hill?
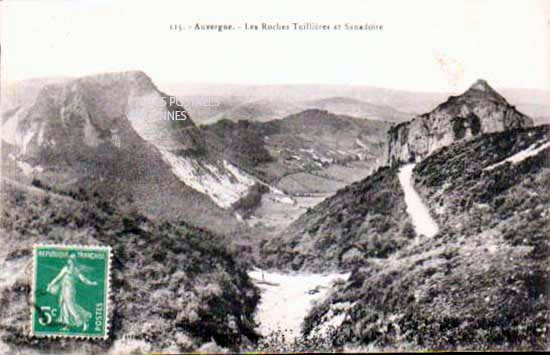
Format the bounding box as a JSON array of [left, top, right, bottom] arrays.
[[161, 82, 550, 125], [203, 109, 391, 184], [302, 97, 411, 122], [216, 99, 304, 123], [183, 95, 410, 125]]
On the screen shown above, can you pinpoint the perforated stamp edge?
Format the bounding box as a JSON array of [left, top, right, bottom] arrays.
[[30, 244, 112, 340]]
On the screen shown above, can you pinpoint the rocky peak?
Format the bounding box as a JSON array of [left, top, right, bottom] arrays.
[[469, 79, 492, 92], [8, 70, 199, 158], [460, 79, 507, 104], [387, 80, 533, 166]]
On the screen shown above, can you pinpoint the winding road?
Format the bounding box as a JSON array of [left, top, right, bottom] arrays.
[[398, 164, 439, 238]]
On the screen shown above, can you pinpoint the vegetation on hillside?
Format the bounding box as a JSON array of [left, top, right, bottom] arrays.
[[299, 125, 550, 351], [231, 183, 271, 218], [0, 182, 260, 353], [262, 166, 413, 271]]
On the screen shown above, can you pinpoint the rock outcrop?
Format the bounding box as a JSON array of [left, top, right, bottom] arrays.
[[1, 72, 258, 231], [5, 71, 199, 159], [387, 79, 533, 166]]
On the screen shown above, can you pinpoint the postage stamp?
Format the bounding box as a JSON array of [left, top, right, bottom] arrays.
[[31, 245, 112, 339]]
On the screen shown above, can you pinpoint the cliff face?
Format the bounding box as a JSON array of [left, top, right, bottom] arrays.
[[7, 71, 200, 160], [1, 72, 259, 232], [387, 80, 533, 166], [2, 71, 263, 211]]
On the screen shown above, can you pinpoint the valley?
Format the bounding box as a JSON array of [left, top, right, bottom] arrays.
[[1, 73, 549, 352], [248, 269, 350, 342]]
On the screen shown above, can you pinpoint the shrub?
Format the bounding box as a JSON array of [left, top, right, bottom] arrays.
[[31, 178, 43, 188]]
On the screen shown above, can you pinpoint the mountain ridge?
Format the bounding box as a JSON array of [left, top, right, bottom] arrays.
[[1, 71, 250, 233]]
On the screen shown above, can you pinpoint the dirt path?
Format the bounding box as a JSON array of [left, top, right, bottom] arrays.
[[485, 140, 550, 171], [398, 164, 439, 238]]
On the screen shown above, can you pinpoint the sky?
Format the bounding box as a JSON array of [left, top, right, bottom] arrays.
[[2, 0, 549, 92]]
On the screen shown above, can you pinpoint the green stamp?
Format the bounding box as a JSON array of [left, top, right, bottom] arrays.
[[31, 245, 112, 339]]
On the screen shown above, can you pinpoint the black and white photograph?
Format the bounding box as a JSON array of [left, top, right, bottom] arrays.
[[0, 0, 549, 353]]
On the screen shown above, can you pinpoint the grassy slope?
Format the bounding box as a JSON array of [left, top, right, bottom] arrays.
[[301, 125, 550, 350], [0, 183, 260, 353], [262, 166, 413, 271]]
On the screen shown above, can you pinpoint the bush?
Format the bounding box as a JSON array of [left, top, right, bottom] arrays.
[[231, 183, 269, 216], [31, 178, 43, 188]]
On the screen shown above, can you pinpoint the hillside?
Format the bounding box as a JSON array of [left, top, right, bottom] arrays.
[[202, 109, 391, 189], [261, 165, 411, 271], [303, 97, 411, 122], [0, 180, 260, 353], [296, 125, 549, 350], [0, 71, 254, 234], [201, 109, 390, 230]]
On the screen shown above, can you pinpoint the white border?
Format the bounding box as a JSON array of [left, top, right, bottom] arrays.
[[30, 244, 112, 340]]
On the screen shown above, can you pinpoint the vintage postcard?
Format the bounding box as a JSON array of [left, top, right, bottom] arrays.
[[0, 0, 549, 353]]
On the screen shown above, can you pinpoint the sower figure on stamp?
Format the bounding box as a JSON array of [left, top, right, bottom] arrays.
[[47, 254, 98, 331]]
